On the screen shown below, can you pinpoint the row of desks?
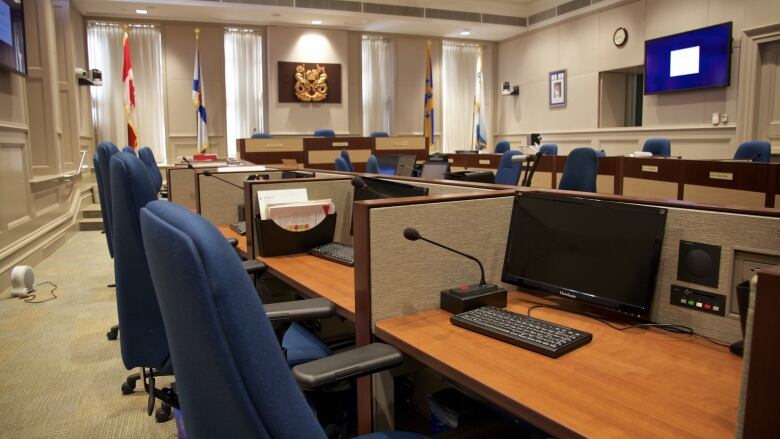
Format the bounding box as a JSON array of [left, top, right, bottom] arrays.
[[217, 225, 743, 438]]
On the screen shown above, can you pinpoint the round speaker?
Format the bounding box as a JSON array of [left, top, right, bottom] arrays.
[[10, 265, 35, 297], [685, 249, 713, 278]]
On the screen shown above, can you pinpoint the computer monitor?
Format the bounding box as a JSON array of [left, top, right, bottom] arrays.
[[502, 192, 667, 316], [396, 155, 417, 177], [376, 155, 399, 176], [282, 170, 315, 179], [353, 176, 429, 201], [420, 161, 450, 180]]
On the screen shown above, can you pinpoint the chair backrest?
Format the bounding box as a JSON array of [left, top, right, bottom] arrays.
[[340, 148, 355, 172], [313, 129, 336, 138], [370, 131, 389, 138], [539, 144, 558, 156], [334, 156, 351, 172], [122, 145, 136, 154], [93, 142, 120, 258], [494, 140, 510, 154], [734, 141, 771, 163], [558, 147, 599, 193], [495, 150, 523, 186], [642, 138, 671, 157], [366, 154, 380, 173], [140, 201, 326, 439], [138, 146, 163, 193], [251, 133, 272, 139], [110, 151, 170, 370]]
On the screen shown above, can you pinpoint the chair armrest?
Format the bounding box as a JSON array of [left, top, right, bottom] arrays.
[[226, 237, 239, 248], [291, 343, 403, 390], [264, 297, 335, 322], [242, 259, 266, 275]]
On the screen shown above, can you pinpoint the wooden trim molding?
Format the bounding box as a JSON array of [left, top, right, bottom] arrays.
[[736, 23, 780, 144]]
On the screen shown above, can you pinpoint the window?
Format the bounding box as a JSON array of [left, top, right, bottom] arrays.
[[224, 28, 264, 158], [87, 22, 166, 162], [442, 41, 482, 153], [361, 36, 394, 136]]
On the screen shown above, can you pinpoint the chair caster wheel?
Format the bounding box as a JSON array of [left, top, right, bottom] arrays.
[[107, 328, 118, 340], [121, 381, 135, 395], [155, 406, 171, 423]]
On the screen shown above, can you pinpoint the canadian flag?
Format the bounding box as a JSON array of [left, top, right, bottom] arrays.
[[122, 29, 138, 148]]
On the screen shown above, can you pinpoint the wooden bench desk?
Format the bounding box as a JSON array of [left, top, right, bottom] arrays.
[[375, 291, 741, 438]]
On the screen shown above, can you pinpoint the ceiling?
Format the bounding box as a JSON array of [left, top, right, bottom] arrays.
[[71, 0, 557, 41]]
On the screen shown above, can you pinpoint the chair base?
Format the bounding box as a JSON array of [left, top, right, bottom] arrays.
[[106, 324, 119, 340]]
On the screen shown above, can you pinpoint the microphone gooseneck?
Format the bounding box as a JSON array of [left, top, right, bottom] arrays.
[[352, 176, 386, 199], [403, 227, 486, 286], [202, 170, 244, 190]]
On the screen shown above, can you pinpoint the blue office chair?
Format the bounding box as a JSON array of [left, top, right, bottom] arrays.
[[138, 147, 163, 194], [495, 150, 523, 186], [558, 147, 598, 193], [642, 138, 671, 157], [340, 148, 356, 172], [370, 131, 389, 138], [734, 141, 770, 163], [313, 129, 336, 138], [93, 142, 120, 258], [366, 154, 380, 174], [123, 145, 136, 154], [494, 140, 510, 154], [539, 144, 558, 156], [139, 200, 420, 439], [251, 133, 273, 139], [334, 156, 351, 172]]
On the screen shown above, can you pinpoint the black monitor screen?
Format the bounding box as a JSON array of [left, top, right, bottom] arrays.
[[0, 0, 25, 75], [502, 193, 667, 315], [353, 176, 428, 201]]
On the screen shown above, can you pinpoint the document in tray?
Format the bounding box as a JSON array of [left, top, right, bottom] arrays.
[[267, 200, 335, 232], [257, 188, 309, 219], [216, 165, 267, 173]]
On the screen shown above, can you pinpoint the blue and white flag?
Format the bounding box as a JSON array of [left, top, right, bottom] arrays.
[[473, 51, 487, 151], [192, 29, 208, 153]]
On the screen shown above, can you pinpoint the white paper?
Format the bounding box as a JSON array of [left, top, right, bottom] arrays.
[[257, 188, 308, 219], [216, 165, 267, 173]]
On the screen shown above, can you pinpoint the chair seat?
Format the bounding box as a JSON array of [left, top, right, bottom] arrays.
[[359, 432, 427, 439], [283, 322, 332, 367]]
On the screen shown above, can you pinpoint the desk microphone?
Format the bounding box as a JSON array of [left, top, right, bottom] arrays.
[[522, 152, 544, 187], [202, 170, 244, 190], [403, 227, 506, 313], [182, 156, 195, 170], [510, 154, 536, 163], [351, 176, 386, 199]]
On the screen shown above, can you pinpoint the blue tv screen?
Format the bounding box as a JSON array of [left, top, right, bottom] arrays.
[[644, 22, 732, 94]]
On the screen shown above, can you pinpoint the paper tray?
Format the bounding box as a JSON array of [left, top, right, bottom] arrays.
[[254, 213, 337, 257]]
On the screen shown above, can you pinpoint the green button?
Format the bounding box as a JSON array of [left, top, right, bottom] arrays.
[[688, 300, 695, 306]]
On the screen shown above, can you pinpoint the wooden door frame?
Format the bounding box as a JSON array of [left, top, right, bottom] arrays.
[[736, 23, 780, 149]]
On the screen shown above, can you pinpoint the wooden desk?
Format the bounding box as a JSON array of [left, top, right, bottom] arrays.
[[257, 253, 356, 320], [375, 291, 740, 438], [217, 225, 247, 257]]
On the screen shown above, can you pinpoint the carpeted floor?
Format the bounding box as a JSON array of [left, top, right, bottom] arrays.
[[0, 231, 176, 438]]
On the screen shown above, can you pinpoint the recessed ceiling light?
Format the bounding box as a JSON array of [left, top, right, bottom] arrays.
[[311, 20, 322, 25], [460, 30, 471, 36], [135, 9, 148, 15]]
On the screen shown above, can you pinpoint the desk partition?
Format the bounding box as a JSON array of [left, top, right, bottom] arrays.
[[195, 169, 284, 226], [166, 160, 254, 210], [681, 160, 770, 209]]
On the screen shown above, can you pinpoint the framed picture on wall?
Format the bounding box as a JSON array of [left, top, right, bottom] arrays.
[[549, 69, 567, 108]]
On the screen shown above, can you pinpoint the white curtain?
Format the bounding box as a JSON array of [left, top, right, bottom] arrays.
[[361, 36, 394, 136], [224, 29, 264, 158], [87, 23, 166, 162], [442, 41, 481, 153]]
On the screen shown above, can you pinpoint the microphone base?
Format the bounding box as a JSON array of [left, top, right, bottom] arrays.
[[440, 284, 507, 315]]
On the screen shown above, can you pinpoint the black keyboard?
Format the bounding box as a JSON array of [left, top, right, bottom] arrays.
[[229, 221, 246, 236], [450, 306, 592, 358], [309, 242, 354, 266]]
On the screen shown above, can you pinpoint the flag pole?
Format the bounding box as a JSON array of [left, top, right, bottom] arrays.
[[194, 28, 201, 153]]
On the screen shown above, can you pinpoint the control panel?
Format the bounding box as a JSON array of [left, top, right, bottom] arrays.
[[670, 284, 726, 316]]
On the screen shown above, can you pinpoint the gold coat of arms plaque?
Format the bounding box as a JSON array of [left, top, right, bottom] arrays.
[[294, 64, 328, 102]]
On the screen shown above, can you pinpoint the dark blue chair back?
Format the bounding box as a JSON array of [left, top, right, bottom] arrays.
[[251, 133, 273, 139], [734, 141, 771, 163], [93, 142, 120, 257], [494, 141, 510, 154], [122, 146, 135, 154], [140, 200, 326, 439], [334, 156, 351, 172], [642, 138, 671, 157], [366, 155, 380, 173], [138, 147, 163, 193], [110, 151, 170, 371], [495, 150, 523, 186], [559, 147, 598, 193], [539, 144, 558, 156], [313, 129, 336, 138], [370, 131, 389, 137], [340, 149, 355, 172]]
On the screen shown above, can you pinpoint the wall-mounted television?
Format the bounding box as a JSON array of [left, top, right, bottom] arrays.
[[644, 22, 732, 95], [0, 0, 26, 76]]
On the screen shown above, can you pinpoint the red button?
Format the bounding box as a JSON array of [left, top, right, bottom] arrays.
[[704, 304, 712, 310]]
